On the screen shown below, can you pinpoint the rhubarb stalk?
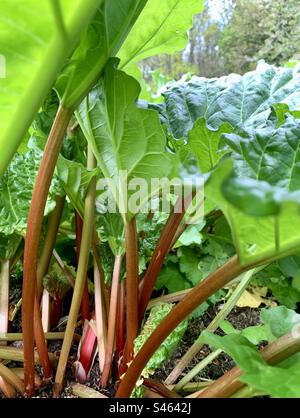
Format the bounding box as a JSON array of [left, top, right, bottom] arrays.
[[37, 195, 66, 298], [0, 260, 10, 346], [167, 268, 260, 386], [94, 254, 108, 373], [22, 105, 73, 395], [115, 279, 125, 380], [123, 219, 139, 366], [138, 193, 194, 323], [54, 144, 96, 395], [75, 210, 90, 324], [101, 255, 122, 387]]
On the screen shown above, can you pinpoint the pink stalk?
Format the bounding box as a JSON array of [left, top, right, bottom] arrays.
[[100, 255, 123, 387]]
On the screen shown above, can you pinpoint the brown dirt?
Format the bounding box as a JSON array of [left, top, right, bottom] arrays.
[[0, 300, 261, 398], [152, 304, 261, 385]]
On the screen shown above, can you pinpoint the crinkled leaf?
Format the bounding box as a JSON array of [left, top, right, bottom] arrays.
[[221, 114, 300, 217], [0, 150, 61, 236], [163, 63, 300, 139], [56, 156, 99, 216], [253, 263, 300, 309], [178, 247, 201, 286], [205, 157, 300, 265], [134, 303, 188, 377], [173, 223, 204, 249], [0, 233, 22, 261], [97, 213, 125, 256], [161, 63, 300, 175]]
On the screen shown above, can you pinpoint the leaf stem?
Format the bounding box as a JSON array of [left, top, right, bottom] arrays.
[[0, 332, 66, 342], [115, 279, 125, 381], [101, 254, 123, 387], [123, 218, 139, 365], [138, 193, 193, 323], [33, 294, 52, 379], [93, 255, 108, 374], [0, 363, 24, 395], [37, 195, 66, 298], [175, 349, 222, 392], [22, 105, 73, 396], [0, 260, 10, 346], [54, 144, 96, 396], [75, 211, 91, 324]]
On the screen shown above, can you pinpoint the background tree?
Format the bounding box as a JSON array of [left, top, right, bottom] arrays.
[[220, 0, 300, 73]]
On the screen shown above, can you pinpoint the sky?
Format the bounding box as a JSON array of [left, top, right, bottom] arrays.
[[209, 0, 224, 21]]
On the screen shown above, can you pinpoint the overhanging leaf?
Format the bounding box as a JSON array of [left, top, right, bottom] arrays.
[[56, 0, 147, 107], [221, 114, 300, 217], [0, 0, 103, 177], [205, 157, 300, 265], [118, 0, 204, 71]]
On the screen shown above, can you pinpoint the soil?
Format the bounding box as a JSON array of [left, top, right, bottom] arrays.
[[0, 300, 261, 398], [153, 304, 261, 385]]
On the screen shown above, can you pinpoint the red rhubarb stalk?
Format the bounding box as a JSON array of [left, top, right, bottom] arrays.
[[93, 254, 108, 373], [115, 279, 125, 381], [138, 193, 194, 323], [54, 144, 96, 396], [122, 219, 139, 368], [22, 105, 73, 395], [100, 255, 123, 387]]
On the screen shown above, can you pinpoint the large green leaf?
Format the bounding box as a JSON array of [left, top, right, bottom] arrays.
[[205, 157, 300, 265], [163, 63, 300, 138], [76, 59, 176, 220], [56, 0, 147, 107], [222, 114, 300, 217], [161, 63, 300, 174], [118, 0, 204, 71], [0, 0, 103, 177]]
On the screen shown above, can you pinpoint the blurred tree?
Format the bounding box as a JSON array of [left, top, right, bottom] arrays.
[[220, 0, 300, 73], [139, 0, 300, 88]]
